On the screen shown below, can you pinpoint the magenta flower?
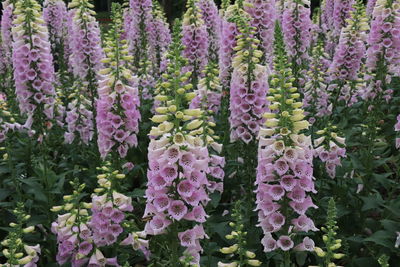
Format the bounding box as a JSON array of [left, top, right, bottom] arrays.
[[198, 0, 221, 62]]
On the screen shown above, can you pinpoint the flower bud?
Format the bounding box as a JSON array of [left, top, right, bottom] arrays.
[[247, 260, 262, 266]]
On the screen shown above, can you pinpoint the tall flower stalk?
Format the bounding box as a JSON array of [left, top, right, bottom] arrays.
[[281, 0, 312, 89], [144, 25, 209, 266], [182, 0, 209, 89], [96, 3, 141, 162], [256, 24, 317, 264], [198, 0, 221, 63], [11, 0, 56, 139]]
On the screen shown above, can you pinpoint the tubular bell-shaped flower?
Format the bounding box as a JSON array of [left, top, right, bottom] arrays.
[[367, 0, 378, 15], [229, 7, 269, 144], [244, 0, 277, 66], [144, 24, 210, 266], [198, 0, 221, 63], [11, 0, 56, 137], [256, 24, 317, 254], [362, 0, 400, 102], [68, 0, 103, 105], [43, 0, 70, 71], [96, 3, 141, 160], [332, 0, 355, 42], [182, 0, 209, 88], [281, 0, 312, 88]]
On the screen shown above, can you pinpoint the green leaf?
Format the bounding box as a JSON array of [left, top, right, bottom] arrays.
[[361, 194, 384, 211], [364, 230, 394, 248]]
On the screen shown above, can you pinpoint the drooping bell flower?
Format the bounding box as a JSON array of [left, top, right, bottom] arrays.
[[0, 0, 15, 67], [257, 23, 317, 254], [332, 0, 355, 42], [11, 0, 56, 138]]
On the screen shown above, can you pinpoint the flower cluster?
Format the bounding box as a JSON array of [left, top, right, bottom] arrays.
[[303, 42, 331, 119], [68, 0, 103, 99], [229, 7, 268, 144], [64, 82, 94, 145], [198, 0, 221, 63], [126, 0, 153, 69], [244, 0, 277, 66], [43, 0, 70, 68], [320, 0, 335, 33], [97, 5, 140, 159], [219, 5, 239, 89], [367, 0, 378, 15], [11, 0, 56, 137], [218, 201, 262, 267], [148, 2, 171, 75], [0, 203, 40, 266], [329, 1, 369, 82], [332, 0, 355, 39], [182, 0, 209, 87], [314, 126, 346, 178], [256, 25, 317, 253], [282, 0, 312, 86], [365, 0, 400, 86], [0, 0, 14, 67], [314, 198, 345, 266], [0, 94, 22, 143]]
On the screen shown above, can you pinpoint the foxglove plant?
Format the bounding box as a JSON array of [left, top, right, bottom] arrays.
[[144, 28, 210, 266], [228, 7, 268, 145], [198, 0, 221, 63], [395, 115, 400, 148], [43, 0, 70, 71], [362, 0, 400, 103], [182, 0, 209, 88], [256, 24, 317, 262], [303, 41, 331, 119], [314, 126, 346, 178], [332, 0, 355, 39], [64, 83, 94, 145], [244, 0, 277, 66], [0, 203, 40, 266], [218, 201, 262, 267], [11, 0, 56, 138], [148, 2, 171, 76], [281, 0, 312, 88], [0, 0, 15, 67], [68, 0, 103, 113], [96, 3, 140, 160], [328, 1, 369, 107], [126, 0, 153, 70], [0, 95, 23, 143]]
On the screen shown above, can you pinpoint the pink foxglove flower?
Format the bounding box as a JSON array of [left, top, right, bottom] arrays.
[[366, 0, 378, 15], [395, 115, 400, 149], [0, 0, 14, 66], [228, 8, 268, 144], [244, 0, 277, 66], [256, 24, 317, 252], [198, 0, 221, 63], [182, 0, 209, 86], [11, 0, 56, 137]]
